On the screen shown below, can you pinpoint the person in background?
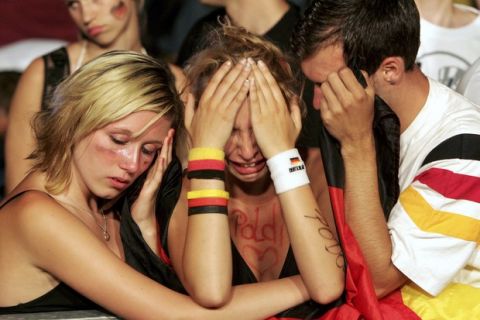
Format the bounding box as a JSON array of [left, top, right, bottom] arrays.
[[415, 0, 480, 89], [295, 0, 480, 318], [5, 0, 186, 193]]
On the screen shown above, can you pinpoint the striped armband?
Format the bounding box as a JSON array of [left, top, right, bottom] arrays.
[[186, 189, 229, 216], [187, 148, 225, 180]]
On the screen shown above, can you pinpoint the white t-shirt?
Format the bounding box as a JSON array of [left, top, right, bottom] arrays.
[[387, 79, 480, 319], [457, 56, 480, 105], [416, 4, 480, 90]]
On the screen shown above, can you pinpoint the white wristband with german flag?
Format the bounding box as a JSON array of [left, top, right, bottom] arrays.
[[266, 148, 310, 194]]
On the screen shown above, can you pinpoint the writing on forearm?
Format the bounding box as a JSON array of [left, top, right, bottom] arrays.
[[304, 209, 344, 268]]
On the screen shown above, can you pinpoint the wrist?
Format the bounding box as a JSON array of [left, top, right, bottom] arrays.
[[340, 135, 375, 160], [191, 140, 225, 150], [265, 144, 295, 160], [266, 148, 310, 194]]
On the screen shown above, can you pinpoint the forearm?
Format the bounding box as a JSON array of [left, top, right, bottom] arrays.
[[341, 136, 404, 294], [279, 185, 344, 304], [133, 215, 159, 254], [194, 275, 309, 320], [182, 178, 232, 307]]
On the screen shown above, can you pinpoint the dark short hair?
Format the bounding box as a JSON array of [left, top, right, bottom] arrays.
[[292, 0, 420, 74]]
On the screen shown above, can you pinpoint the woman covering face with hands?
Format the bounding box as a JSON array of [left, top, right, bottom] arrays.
[[167, 26, 345, 319]]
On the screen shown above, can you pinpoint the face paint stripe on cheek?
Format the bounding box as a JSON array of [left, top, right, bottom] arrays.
[[111, 0, 127, 19]]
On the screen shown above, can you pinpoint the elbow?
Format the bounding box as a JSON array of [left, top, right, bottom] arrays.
[[189, 284, 232, 308], [372, 275, 402, 299], [309, 277, 345, 305], [373, 279, 400, 299]]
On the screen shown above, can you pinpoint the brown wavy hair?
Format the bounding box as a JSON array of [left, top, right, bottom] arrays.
[[184, 24, 305, 115]]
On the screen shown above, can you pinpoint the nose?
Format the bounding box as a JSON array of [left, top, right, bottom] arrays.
[[238, 131, 258, 161], [118, 146, 141, 174], [313, 84, 323, 110], [81, 0, 97, 25]]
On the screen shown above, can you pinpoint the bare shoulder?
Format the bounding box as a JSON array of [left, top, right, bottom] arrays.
[[8, 56, 45, 119], [5, 191, 83, 247], [20, 56, 45, 89], [8, 191, 71, 230]]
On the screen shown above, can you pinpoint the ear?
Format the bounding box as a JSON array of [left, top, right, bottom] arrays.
[[375, 57, 405, 85]]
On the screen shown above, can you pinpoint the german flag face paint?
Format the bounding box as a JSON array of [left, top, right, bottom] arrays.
[[111, 0, 127, 19]]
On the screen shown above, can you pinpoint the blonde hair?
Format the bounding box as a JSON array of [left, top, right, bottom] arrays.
[[30, 51, 186, 194], [184, 25, 304, 115]]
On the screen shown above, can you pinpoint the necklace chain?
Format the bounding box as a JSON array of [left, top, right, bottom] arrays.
[[56, 199, 110, 241]]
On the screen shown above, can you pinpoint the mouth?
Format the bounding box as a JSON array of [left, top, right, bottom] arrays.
[[228, 159, 266, 175], [87, 26, 104, 37], [108, 177, 131, 190]]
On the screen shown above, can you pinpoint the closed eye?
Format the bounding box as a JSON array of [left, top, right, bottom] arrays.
[[110, 136, 128, 145], [142, 145, 160, 156]]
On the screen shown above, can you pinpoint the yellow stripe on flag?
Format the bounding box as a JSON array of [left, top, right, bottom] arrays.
[[400, 187, 480, 244], [402, 282, 480, 320]]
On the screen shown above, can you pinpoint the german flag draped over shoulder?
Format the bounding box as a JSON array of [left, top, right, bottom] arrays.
[[318, 97, 420, 319]]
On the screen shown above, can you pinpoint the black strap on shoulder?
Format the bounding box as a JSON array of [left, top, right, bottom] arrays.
[[41, 47, 70, 110], [0, 190, 51, 210], [421, 133, 480, 166]]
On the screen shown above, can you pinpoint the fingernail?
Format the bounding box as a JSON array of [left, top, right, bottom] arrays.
[[244, 61, 251, 71], [247, 57, 255, 65], [239, 58, 247, 65], [225, 60, 232, 67], [258, 60, 266, 69]]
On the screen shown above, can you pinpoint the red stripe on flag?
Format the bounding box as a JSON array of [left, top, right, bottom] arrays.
[[319, 187, 420, 320], [414, 167, 480, 202]]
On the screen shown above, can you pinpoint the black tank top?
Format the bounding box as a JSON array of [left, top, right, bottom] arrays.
[[231, 244, 342, 319], [41, 47, 70, 110], [0, 191, 100, 314], [119, 156, 187, 294]]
